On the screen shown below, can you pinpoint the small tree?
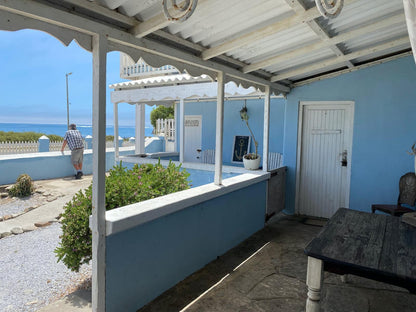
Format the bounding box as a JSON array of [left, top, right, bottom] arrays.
[[55, 161, 190, 271], [150, 105, 174, 128]]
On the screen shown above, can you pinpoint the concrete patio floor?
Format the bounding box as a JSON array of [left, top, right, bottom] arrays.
[[137, 213, 416, 312]]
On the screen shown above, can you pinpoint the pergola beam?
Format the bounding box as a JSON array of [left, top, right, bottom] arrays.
[[243, 13, 404, 73], [201, 0, 359, 61], [271, 37, 410, 82]]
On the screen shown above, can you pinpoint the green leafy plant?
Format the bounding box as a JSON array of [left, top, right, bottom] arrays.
[[239, 102, 259, 160], [0, 131, 63, 142], [150, 105, 174, 128], [8, 174, 35, 197], [55, 161, 190, 272]]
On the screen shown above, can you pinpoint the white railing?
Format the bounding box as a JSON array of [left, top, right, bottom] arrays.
[[0, 141, 39, 155], [120, 55, 179, 79], [155, 118, 175, 141]]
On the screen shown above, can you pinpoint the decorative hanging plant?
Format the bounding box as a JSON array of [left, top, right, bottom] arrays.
[[240, 102, 259, 160], [407, 143, 416, 174]]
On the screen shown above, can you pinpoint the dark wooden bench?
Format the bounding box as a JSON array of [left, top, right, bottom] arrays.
[[304, 208, 416, 312]]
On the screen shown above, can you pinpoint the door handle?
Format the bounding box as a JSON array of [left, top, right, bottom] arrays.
[[341, 150, 347, 167]]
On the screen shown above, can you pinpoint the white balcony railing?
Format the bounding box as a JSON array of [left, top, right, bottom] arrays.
[[120, 54, 179, 79]]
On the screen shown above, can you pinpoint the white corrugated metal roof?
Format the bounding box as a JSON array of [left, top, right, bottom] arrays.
[[109, 74, 213, 89], [3, 0, 412, 91]]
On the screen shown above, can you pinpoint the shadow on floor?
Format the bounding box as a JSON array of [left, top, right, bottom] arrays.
[[137, 213, 416, 312]]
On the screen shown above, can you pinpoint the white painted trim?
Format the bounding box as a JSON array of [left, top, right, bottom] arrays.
[[114, 103, 119, 163], [262, 86, 270, 171], [179, 99, 185, 163], [214, 72, 225, 185], [91, 33, 107, 312], [105, 171, 270, 236], [295, 101, 355, 216]]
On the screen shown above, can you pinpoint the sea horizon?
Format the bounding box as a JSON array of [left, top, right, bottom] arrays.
[[0, 122, 154, 138]]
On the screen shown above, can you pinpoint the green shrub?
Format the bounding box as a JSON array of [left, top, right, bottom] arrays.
[[55, 161, 190, 271], [0, 131, 63, 142], [8, 174, 34, 197]]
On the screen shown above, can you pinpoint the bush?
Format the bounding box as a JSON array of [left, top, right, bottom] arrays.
[[55, 161, 190, 271], [0, 131, 63, 142], [150, 105, 174, 128], [8, 174, 35, 197]]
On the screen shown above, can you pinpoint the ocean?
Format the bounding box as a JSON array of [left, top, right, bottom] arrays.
[[0, 123, 154, 138]]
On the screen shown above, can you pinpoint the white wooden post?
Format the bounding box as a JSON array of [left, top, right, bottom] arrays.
[[179, 99, 185, 163], [262, 86, 270, 171], [306, 256, 324, 312], [174, 102, 178, 152], [139, 103, 146, 153], [135, 104, 145, 154], [114, 102, 119, 163], [91, 33, 107, 312], [214, 71, 225, 185]]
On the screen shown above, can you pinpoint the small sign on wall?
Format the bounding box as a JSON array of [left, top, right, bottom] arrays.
[[232, 135, 251, 163]]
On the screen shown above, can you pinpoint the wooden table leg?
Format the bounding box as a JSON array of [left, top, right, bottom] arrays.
[[306, 256, 323, 312]]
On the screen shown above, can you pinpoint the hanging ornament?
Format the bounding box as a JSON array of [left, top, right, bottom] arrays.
[[315, 0, 344, 19], [162, 0, 198, 23]]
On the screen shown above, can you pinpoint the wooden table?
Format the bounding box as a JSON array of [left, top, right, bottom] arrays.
[[304, 208, 416, 312]]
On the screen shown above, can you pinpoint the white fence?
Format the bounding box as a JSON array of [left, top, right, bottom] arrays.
[[155, 118, 175, 141], [0, 141, 39, 155]]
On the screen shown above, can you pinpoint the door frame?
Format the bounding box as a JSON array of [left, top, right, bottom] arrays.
[[295, 101, 355, 216], [184, 115, 202, 163]]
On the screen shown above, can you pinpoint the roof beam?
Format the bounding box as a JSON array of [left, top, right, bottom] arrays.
[[63, 0, 138, 26], [286, 0, 353, 68], [131, 0, 209, 38], [243, 13, 404, 73], [0, 0, 289, 93], [201, 0, 359, 61], [270, 36, 410, 82]]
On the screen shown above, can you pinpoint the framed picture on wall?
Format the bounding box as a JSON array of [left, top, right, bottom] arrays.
[[231, 135, 251, 163]]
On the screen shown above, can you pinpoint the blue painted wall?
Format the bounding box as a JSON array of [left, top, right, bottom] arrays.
[[0, 149, 133, 185], [182, 97, 286, 166], [283, 56, 416, 214], [105, 181, 267, 312]]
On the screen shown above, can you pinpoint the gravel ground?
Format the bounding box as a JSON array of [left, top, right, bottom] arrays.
[[0, 185, 62, 218], [0, 222, 91, 312]]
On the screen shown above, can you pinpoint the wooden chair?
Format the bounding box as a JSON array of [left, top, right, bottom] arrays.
[[371, 172, 416, 216]]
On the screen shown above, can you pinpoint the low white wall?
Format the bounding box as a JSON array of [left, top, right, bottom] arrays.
[[0, 147, 134, 185]]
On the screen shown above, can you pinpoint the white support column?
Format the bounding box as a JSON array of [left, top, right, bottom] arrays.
[[114, 102, 119, 163], [214, 71, 225, 185], [179, 99, 185, 163], [135, 104, 145, 154], [136, 104, 145, 154], [91, 33, 107, 312], [174, 102, 178, 152], [262, 86, 271, 171], [306, 257, 324, 312]]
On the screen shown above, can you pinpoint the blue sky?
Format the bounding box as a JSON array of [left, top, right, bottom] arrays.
[[0, 29, 153, 127]]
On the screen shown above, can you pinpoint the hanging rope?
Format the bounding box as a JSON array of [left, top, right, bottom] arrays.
[[315, 0, 344, 19], [162, 0, 198, 23]]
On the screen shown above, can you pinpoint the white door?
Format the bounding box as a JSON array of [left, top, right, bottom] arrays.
[[296, 102, 354, 218], [184, 115, 202, 163]]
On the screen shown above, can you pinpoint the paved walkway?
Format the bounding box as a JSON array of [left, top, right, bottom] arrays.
[[36, 213, 416, 312], [0, 175, 92, 238]]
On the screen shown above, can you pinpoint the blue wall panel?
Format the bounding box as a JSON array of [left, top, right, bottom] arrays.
[[105, 181, 266, 312], [184, 98, 285, 166], [283, 56, 416, 214]]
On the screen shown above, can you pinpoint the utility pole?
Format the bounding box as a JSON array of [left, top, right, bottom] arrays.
[[66, 72, 72, 129]]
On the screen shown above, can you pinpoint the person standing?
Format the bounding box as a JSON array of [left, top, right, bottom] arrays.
[[61, 123, 84, 179]]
